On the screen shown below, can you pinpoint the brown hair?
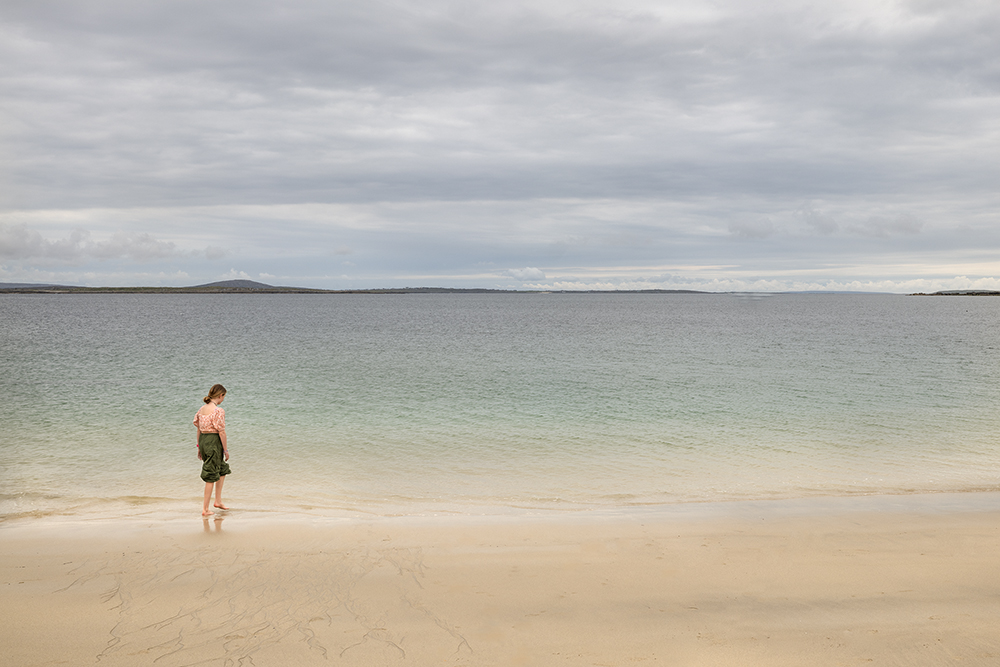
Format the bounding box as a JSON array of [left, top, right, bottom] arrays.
[[203, 384, 227, 404]]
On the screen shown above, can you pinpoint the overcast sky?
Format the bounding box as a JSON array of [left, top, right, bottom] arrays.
[[1, 0, 998, 291]]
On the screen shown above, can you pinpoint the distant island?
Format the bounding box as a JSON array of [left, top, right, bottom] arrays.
[[5, 280, 981, 295], [909, 290, 1000, 296], [0, 280, 709, 295]]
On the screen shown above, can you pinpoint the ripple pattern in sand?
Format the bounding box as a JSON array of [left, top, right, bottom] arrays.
[[60, 530, 473, 666]]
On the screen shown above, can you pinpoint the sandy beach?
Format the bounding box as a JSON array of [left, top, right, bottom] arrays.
[[3, 496, 1000, 667]]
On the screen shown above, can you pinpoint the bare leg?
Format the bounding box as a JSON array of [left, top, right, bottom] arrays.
[[214, 475, 229, 510], [202, 482, 214, 516]]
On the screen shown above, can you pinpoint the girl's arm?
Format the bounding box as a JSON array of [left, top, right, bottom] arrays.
[[216, 409, 228, 460], [196, 426, 203, 459]]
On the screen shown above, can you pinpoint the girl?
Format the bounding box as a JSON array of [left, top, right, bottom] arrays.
[[194, 384, 231, 516]]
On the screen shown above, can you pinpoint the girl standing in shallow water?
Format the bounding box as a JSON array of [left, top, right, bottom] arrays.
[[194, 384, 231, 516]]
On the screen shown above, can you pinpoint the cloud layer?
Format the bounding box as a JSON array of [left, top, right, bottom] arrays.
[[1, 0, 998, 289]]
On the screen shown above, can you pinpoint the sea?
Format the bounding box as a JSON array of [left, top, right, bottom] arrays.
[[2, 292, 999, 523]]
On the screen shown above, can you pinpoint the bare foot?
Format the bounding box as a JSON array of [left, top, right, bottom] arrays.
[[202, 509, 214, 516], [214, 503, 230, 510]]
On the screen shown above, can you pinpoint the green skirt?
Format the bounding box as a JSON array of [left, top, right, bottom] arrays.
[[199, 432, 231, 483]]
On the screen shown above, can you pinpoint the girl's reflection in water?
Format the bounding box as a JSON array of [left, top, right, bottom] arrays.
[[202, 515, 225, 534]]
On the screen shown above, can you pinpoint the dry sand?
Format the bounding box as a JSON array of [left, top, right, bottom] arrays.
[[3, 497, 1000, 666]]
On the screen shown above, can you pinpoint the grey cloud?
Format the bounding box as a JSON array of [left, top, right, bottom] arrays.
[[94, 231, 178, 260], [2, 0, 998, 211], [851, 214, 924, 238], [798, 207, 839, 235], [503, 267, 546, 280], [0, 224, 81, 260], [0, 222, 177, 262], [1, 0, 998, 290], [727, 207, 926, 240], [728, 218, 775, 239]]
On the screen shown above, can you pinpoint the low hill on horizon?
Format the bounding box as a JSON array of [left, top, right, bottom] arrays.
[[0, 280, 928, 295], [0, 282, 68, 290], [0, 281, 709, 294], [193, 279, 278, 290]]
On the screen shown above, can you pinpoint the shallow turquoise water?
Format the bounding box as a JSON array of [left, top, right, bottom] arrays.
[[2, 292, 999, 520]]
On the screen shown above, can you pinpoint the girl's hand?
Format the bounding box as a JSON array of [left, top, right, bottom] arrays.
[[197, 450, 203, 460], [224, 449, 229, 461]]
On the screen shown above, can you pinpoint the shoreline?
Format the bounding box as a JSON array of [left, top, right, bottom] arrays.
[[4, 492, 1000, 666], [5, 488, 1000, 532]]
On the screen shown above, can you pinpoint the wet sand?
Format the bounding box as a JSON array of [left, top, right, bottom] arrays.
[[3, 496, 1000, 666]]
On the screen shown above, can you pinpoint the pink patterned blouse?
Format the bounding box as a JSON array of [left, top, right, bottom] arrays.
[[194, 407, 226, 434]]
